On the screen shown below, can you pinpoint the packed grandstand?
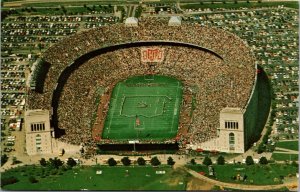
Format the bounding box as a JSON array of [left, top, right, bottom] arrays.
[[27, 18, 256, 153]]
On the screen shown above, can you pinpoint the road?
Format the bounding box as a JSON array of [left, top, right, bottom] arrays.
[[274, 147, 299, 154]]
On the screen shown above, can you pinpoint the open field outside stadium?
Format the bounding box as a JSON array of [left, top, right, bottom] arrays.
[[275, 141, 299, 151], [102, 75, 183, 140], [271, 154, 299, 162], [1, 165, 188, 190], [186, 163, 298, 185]]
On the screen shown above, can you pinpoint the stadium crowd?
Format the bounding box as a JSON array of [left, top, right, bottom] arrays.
[[27, 18, 256, 151]]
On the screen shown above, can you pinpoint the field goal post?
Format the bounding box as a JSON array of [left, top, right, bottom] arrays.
[[134, 120, 145, 140]]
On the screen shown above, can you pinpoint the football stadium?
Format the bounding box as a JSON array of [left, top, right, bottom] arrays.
[[26, 17, 270, 154]]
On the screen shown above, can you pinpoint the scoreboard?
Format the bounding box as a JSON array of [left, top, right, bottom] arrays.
[[141, 47, 164, 62]]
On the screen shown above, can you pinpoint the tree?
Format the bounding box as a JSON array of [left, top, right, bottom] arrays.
[[202, 156, 212, 166], [137, 157, 146, 166], [121, 157, 131, 166], [262, 135, 268, 144], [49, 157, 64, 169], [62, 8, 67, 14], [259, 156, 268, 165], [12, 157, 17, 165], [217, 156, 225, 165], [150, 156, 161, 166], [67, 158, 77, 167], [30, 7, 37, 12], [291, 161, 298, 168], [1, 154, 8, 166], [39, 158, 47, 167], [80, 148, 84, 155], [1, 176, 19, 187], [12, 157, 21, 165], [28, 176, 38, 183], [60, 165, 68, 172], [167, 157, 175, 166], [190, 159, 196, 165], [257, 143, 265, 154], [245, 156, 254, 165], [107, 158, 117, 166], [134, 5, 143, 18], [286, 135, 290, 140], [26, 7, 31, 12]]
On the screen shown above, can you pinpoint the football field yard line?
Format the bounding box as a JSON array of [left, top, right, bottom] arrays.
[[154, 97, 160, 115], [108, 84, 121, 135], [171, 82, 180, 133], [119, 96, 126, 115]]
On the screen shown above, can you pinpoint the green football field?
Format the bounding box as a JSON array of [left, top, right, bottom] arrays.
[[102, 75, 183, 140]]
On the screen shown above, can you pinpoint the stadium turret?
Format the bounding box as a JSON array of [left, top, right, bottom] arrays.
[[192, 107, 245, 153], [25, 110, 54, 155], [125, 17, 138, 27], [168, 16, 182, 26]]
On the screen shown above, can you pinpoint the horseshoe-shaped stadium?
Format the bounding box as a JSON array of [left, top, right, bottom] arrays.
[[26, 18, 270, 155]]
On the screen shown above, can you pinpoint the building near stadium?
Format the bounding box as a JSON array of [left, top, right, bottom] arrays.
[[25, 110, 54, 155], [25, 17, 270, 155]]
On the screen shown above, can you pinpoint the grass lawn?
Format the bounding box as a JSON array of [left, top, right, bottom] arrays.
[[271, 153, 299, 161], [2, 165, 188, 190], [186, 165, 209, 173], [186, 163, 298, 185], [276, 141, 299, 151]]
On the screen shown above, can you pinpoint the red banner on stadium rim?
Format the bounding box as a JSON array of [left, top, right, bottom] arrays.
[[141, 47, 164, 62]]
